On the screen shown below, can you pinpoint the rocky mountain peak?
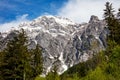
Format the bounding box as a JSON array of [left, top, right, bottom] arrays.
[[32, 15, 76, 26], [89, 15, 99, 23], [0, 15, 107, 75]]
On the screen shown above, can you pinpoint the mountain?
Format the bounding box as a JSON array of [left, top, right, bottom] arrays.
[[0, 15, 108, 75]]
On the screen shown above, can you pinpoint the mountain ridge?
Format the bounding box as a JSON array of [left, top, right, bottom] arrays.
[[0, 15, 108, 75]]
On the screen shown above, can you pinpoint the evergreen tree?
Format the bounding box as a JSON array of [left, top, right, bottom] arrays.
[[104, 2, 115, 23], [117, 8, 120, 19], [104, 2, 120, 44], [116, 8, 120, 44], [0, 29, 32, 80], [0, 51, 4, 80], [104, 2, 115, 41], [31, 44, 43, 78]]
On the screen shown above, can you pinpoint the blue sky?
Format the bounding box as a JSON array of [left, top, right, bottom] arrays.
[[0, 0, 67, 23], [0, 0, 120, 32]]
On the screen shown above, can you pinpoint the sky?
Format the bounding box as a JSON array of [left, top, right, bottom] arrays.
[[0, 0, 120, 32]]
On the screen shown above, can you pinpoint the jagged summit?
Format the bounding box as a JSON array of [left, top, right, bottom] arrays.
[[89, 15, 99, 23], [12, 15, 81, 39], [37, 15, 76, 25], [19, 15, 76, 28]]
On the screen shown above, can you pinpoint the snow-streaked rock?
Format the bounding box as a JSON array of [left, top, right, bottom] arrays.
[[0, 15, 108, 75]]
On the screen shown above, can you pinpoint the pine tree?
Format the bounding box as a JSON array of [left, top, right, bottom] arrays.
[[0, 29, 32, 80], [116, 8, 120, 44], [103, 2, 120, 60], [31, 44, 43, 78], [17, 29, 32, 80], [104, 2, 115, 40], [0, 51, 4, 80], [104, 2, 115, 23], [103, 2, 120, 43], [117, 8, 120, 19]]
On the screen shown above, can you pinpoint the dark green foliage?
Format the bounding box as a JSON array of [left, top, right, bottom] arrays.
[[0, 29, 32, 80], [104, 2, 115, 23], [104, 2, 115, 40], [117, 8, 120, 18], [107, 19, 120, 44], [0, 29, 44, 80], [31, 44, 43, 79], [104, 2, 120, 44], [0, 52, 4, 80]]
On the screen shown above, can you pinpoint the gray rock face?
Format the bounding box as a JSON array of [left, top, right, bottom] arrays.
[[0, 15, 108, 75], [89, 15, 99, 23]]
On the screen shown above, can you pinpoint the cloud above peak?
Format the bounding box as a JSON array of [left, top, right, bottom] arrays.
[[58, 0, 120, 23], [0, 14, 29, 32]]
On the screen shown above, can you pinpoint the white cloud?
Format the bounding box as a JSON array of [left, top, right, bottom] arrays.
[[0, 14, 30, 32], [58, 0, 120, 23]]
